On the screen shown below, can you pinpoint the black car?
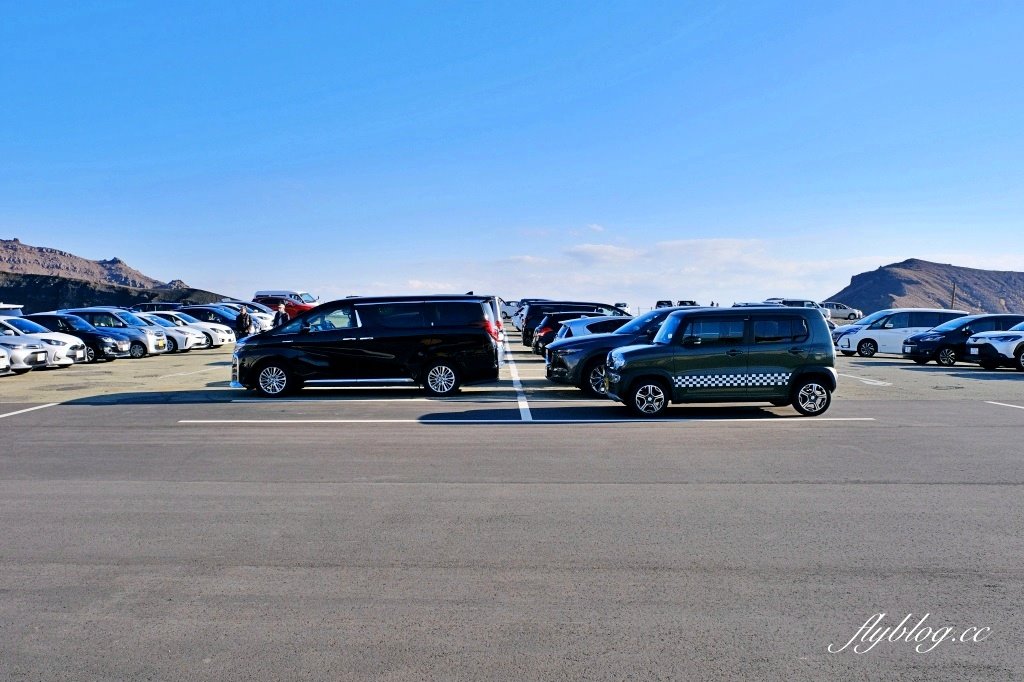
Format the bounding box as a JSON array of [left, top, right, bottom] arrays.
[[902, 314, 1024, 366], [25, 313, 132, 362], [545, 306, 696, 396], [520, 301, 629, 347], [530, 311, 602, 355], [233, 295, 500, 397], [60, 308, 164, 358], [179, 305, 240, 328]]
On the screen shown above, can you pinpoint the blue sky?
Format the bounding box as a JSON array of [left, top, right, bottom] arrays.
[[2, 1, 1022, 307]]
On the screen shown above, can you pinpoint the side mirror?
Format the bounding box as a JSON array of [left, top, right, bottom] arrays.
[[2, 329, 14, 336], [299, 324, 311, 335], [961, 328, 971, 336], [883, 322, 894, 329], [645, 328, 657, 340]]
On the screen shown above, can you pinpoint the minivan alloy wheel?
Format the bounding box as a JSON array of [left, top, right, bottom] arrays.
[[258, 365, 289, 396], [424, 362, 460, 396], [857, 339, 877, 357]]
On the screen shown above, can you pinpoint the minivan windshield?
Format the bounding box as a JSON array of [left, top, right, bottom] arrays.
[[850, 310, 890, 327], [652, 315, 683, 344], [1009, 322, 1024, 332]]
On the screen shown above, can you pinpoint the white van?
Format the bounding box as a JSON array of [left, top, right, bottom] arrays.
[[836, 308, 968, 357], [252, 290, 318, 305]]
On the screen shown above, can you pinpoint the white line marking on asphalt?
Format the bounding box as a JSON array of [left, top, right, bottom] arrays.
[[986, 401, 1024, 411], [157, 367, 222, 379], [504, 339, 533, 421], [0, 403, 60, 420], [179, 417, 875, 425], [838, 373, 893, 386]]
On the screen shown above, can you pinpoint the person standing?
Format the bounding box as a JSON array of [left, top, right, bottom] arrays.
[[272, 302, 290, 327], [235, 307, 253, 338]]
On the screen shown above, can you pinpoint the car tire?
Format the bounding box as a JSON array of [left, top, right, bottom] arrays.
[[203, 332, 215, 347], [255, 361, 296, 397], [129, 341, 147, 359], [166, 337, 178, 353], [423, 360, 461, 396], [840, 350, 856, 357], [85, 345, 98, 363], [582, 358, 608, 397], [980, 361, 999, 371], [935, 347, 957, 367], [792, 377, 832, 416], [627, 378, 670, 418], [857, 339, 877, 357], [848, 313, 857, 320], [1016, 348, 1024, 372]]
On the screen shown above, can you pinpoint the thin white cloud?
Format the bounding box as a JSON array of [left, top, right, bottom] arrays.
[[407, 278, 453, 291], [564, 243, 643, 263], [588, 223, 606, 233]]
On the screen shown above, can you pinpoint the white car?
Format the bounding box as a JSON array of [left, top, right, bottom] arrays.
[[0, 315, 86, 367], [965, 321, 1024, 371], [835, 308, 968, 357], [138, 313, 208, 352], [0, 335, 49, 374], [0, 346, 9, 374], [150, 311, 235, 347], [821, 301, 862, 320]]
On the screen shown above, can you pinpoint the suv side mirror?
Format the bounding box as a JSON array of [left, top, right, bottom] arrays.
[[298, 324, 311, 335]]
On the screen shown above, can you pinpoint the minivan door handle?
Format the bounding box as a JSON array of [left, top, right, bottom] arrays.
[[726, 349, 744, 357], [788, 347, 805, 355]]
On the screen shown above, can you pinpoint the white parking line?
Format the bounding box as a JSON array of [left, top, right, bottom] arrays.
[[179, 417, 875, 425], [157, 367, 223, 379], [504, 339, 533, 421], [0, 403, 60, 420], [838, 373, 893, 387], [986, 401, 1024, 411]]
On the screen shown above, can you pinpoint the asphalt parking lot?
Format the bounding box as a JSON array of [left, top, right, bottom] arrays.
[[2, 336, 1023, 680]]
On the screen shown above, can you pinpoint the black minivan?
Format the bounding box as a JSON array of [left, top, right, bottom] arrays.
[[233, 295, 500, 397]]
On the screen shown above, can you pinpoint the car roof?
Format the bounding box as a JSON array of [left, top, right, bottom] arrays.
[[320, 295, 495, 307]]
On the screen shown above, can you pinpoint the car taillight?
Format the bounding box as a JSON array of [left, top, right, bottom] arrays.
[[538, 326, 552, 336]]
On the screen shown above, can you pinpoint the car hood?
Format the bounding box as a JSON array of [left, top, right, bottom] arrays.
[[905, 331, 947, 343], [968, 330, 1024, 341], [831, 323, 864, 335], [12, 331, 81, 345]]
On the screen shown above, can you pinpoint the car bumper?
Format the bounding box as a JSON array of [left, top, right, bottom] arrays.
[[9, 348, 49, 370], [901, 343, 935, 361], [604, 369, 625, 402], [963, 343, 1009, 364], [103, 340, 132, 358]]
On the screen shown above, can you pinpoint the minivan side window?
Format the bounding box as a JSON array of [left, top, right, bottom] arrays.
[[358, 303, 425, 329], [430, 302, 484, 326], [680, 318, 745, 346], [753, 317, 810, 344], [966, 317, 999, 334], [909, 312, 943, 327], [308, 306, 356, 332], [885, 312, 910, 328]]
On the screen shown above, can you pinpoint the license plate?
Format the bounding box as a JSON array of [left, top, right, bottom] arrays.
[[75, 350, 85, 360], [970, 348, 978, 355], [903, 346, 911, 353], [35, 352, 46, 362], [156, 341, 166, 349]]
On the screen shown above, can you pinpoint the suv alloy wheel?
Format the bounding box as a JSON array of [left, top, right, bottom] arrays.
[[628, 379, 669, 417], [792, 377, 832, 416]]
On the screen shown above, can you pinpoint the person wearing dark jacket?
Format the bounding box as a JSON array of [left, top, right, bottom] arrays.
[[235, 308, 253, 338], [272, 303, 290, 327]]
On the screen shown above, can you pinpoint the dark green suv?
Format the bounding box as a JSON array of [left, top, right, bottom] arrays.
[[604, 307, 837, 417]]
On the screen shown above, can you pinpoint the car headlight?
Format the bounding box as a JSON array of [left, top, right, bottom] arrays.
[[43, 338, 68, 346], [607, 353, 623, 370], [918, 335, 942, 342], [0, 341, 20, 349], [991, 334, 1024, 343], [100, 336, 116, 343]]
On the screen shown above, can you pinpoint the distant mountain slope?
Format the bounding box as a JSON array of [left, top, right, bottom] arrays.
[[829, 259, 1024, 314], [0, 237, 163, 288], [0, 273, 226, 314]]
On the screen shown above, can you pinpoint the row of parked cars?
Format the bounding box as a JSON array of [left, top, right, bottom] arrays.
[[0, 302, 248, 376]]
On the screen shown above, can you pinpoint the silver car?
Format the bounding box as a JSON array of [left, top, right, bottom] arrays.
[[0, 316, 86, 367], [0, 335, 49, 374], [138, 313, 208, 352]]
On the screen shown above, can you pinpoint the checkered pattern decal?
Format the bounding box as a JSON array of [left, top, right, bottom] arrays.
[[672, 372, 791, 388]]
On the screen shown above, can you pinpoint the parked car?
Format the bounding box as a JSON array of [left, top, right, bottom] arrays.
[[137, 313, 208, 352], [233, 295, 501, 397], [149, 311, 235, 347], [252, 292, 317, 319], [0, 303, 25, 316], [675, 300, 698, 307], [61, 307, 168, 358], [520, 301, 629, 347], [614, 302, 631, 314], [0, 335, 48, 374], [0, 315, 86, 367], [546, 306, 694, 396], [554, 316, 632, 341], [25, 313, 132, 362], [835, 308, 968, 357], [654, 300, 674, 309], [821, 301, 862, 320], [766, 298, 831, 320], [531, 312, 603, 355], [499, 298, 519, 320], [965, 321, 1024, 371], [511, 298, 551, 330], [0, 346, 9, 374], [605, 307, 837, 417], [216, 302, 274, 332], [179, 305, 241, 330], [902, 314, 1024, 366], [130, 302, 184, 313]]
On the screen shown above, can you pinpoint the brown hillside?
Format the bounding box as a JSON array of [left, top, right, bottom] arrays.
[[0, 237, 164, 288], [829, 259, 1024, 315], [0, 273, 227, 314]]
